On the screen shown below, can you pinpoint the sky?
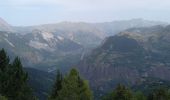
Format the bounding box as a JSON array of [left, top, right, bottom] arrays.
[[0, 0, 170, 26]]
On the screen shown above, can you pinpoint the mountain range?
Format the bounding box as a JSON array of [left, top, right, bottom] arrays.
[[78, 25, 170, 97], [0, 17, 169, 99], [0, 17, 167, 71]]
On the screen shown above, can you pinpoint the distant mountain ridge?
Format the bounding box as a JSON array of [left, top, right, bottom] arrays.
[[0, 17, 168, 72], [2, 18, 168, 48], [16, 19, 168, 46], [1, 17, 170, 99], [78, 25, 170, 96]]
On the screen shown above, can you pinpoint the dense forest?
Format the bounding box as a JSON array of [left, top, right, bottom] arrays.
[[1, 48, 170, 100]]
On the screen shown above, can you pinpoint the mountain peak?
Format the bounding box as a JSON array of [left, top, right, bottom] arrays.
[[0, 17, 12, 31], [0, 17, 10, 26]]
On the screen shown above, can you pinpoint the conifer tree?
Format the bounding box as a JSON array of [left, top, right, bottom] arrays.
[[79, 79, 93, 100], [0, 49, 36, 100], [0, 48, 9, 71], [147, 88, 170, 100], [6, 57, 30, 100], [133, 91, 146, 100], [50, 68, 93, 100], [49, 69, 63, 99], [102, 84, 133, 100], [58, 68, 80, 100], [113, 84, 133, 100], [0, 49, 10, 97]]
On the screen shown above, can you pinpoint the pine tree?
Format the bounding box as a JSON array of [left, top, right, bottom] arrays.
[[113, 84, 133, 100], [58, 68, 79, 100], [79, 79, 93, 100], [0, 49, 36, 100], [6, 57, 35, 100], [0, 49, 10, 97], [0, 48, 9, 71], [102, 84, 133, 100], [50, 68, 93, 100], [49, 69, 63, 99], [147, 88, 170, 100], [133, 91, 146, 100]]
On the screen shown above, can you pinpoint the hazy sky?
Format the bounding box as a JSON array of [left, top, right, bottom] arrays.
[[1, 0, 170, 26]]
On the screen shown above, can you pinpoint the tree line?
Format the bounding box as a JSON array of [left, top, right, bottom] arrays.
[[0, 49, 37, 100], [1, 48, 170, 100], [102, 84, 170, 100]]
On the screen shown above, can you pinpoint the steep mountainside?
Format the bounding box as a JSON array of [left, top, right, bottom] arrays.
[[0, 17, 13, 31], [78, 25, 170, 96], [0, 31, 83, 71]]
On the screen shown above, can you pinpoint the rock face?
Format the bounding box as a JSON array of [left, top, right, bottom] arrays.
[[78, 36, 147, 87], [78, 25, 170, 94], [0, 30, 83, 71]]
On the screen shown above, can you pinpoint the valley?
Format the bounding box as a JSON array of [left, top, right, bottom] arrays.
[[0, 17, 170, 99]]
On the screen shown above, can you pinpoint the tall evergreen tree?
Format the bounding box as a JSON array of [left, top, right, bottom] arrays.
[[102, 84, 133, 100], [79, 79, 93, 100], [133, 91, 146, 100], [0, 49, 10, 97], [147, 88, 170, 100], [113, 84, 133, 100], [0, 48, 9, 71], [6, 57, 31, 100], [0, 49, 36, 100], [50, 68, 93, 100], [49, 69, 63, 99]]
